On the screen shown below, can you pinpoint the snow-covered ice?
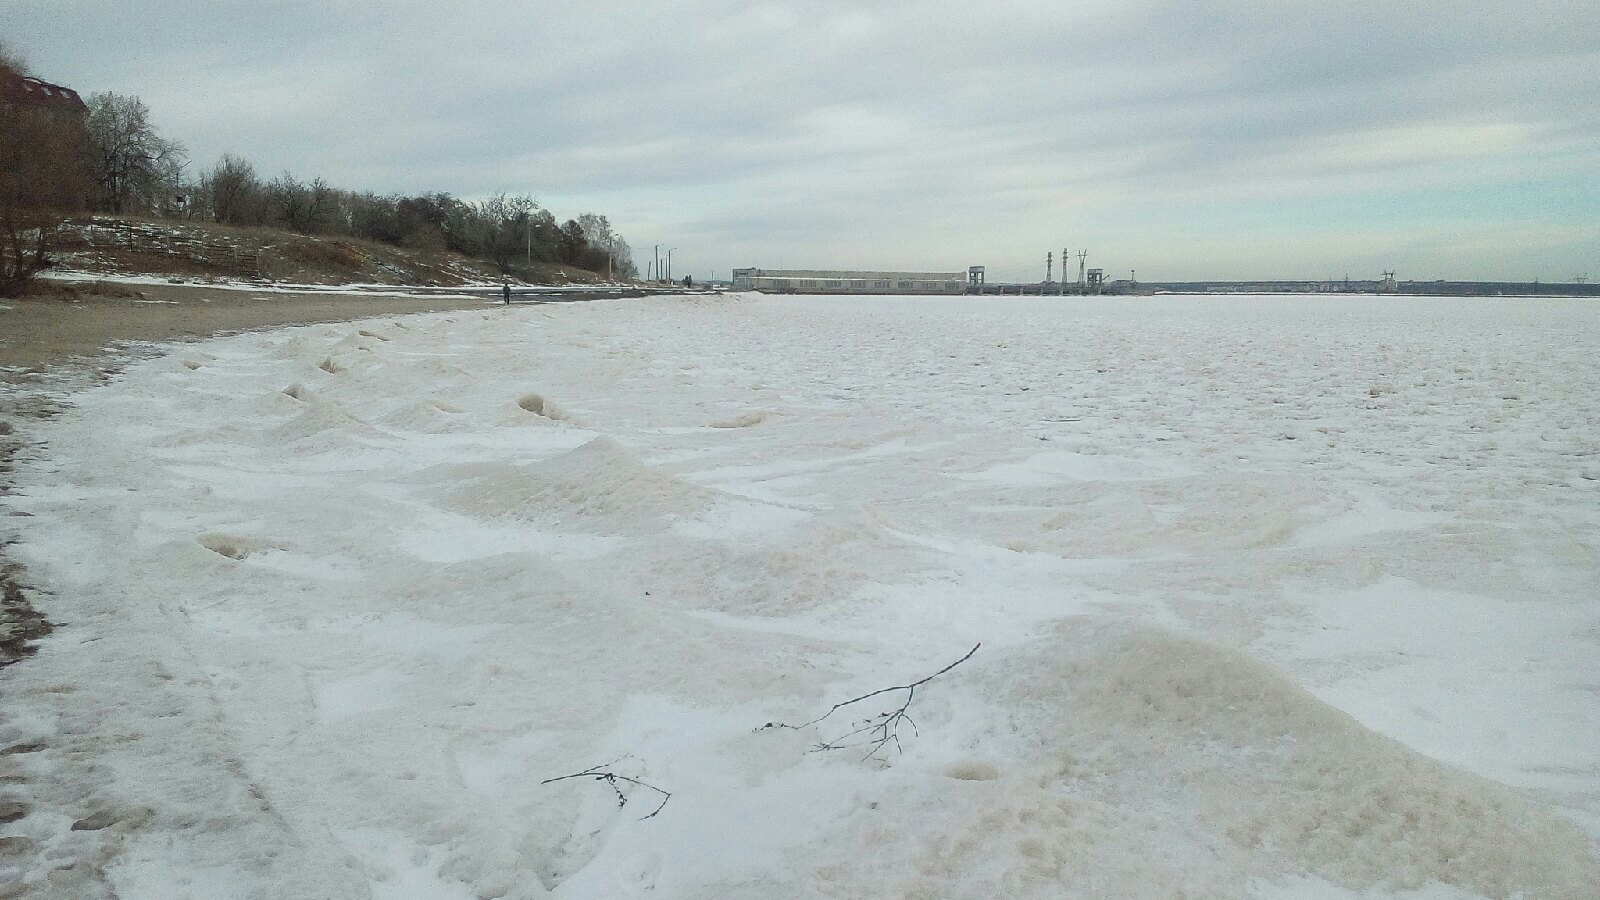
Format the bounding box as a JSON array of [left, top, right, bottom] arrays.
[[2, 293, 1596, 898]]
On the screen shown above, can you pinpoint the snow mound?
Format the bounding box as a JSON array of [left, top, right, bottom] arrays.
[[1019, 474, 1329, 557], [820, 620, 1600, 899], [517, 392, 570, 421], [415, 357, 470, 379], [669, 507, 923, 615], [328, 332, 383, 355], [377, 399, 467, 434], [710, 410, 770, 428], [437, 436, 716, 528], [266, 331, 331, 361], [195, 532, 284, 560], [262, 397, 384, 448]]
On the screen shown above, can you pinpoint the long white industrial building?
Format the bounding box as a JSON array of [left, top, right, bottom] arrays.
[[731, 268, 969, 294]]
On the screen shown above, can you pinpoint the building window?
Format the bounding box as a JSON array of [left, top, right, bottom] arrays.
[[875, 281, 890, 289], [898, 281, 912, 290]]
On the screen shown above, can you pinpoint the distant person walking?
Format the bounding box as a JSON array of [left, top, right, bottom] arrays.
[[502, 282, 511, 305]]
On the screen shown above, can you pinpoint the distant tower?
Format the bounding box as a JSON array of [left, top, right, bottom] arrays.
[[1047, 252, 1053, 285], [968, 266, 986, 294], [1061, 247, 1068, 296], [1077, 250, 1088, 291]]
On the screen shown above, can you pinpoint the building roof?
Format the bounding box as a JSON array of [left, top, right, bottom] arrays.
[[1, 71, 88, 112], [733, 269, 966, 280]]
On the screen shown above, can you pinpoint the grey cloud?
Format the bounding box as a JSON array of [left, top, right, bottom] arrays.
[[3, 0, 1595, 278]]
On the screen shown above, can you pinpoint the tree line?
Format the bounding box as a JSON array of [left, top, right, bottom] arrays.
[[2, 45, 637, 295], [181, 155, 636, 279]]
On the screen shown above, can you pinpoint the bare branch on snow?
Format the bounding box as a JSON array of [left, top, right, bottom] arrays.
[[541, 760, 672, 820], [758, 642, 981, 761]]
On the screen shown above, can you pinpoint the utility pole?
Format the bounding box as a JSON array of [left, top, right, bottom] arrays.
[[526, 216, 532, 267], [654, 244, 661, 284], [1077, 250, 1088, 291], [667, 247, 678, 284]]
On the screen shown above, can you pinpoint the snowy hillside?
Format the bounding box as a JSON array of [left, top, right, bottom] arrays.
[[2, 293, 1596, 898], [47, 217, 609, 288]]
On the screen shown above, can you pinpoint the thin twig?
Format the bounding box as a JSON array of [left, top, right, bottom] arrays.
[[541, 763, 672, 820], [758, 642, 980, 761]]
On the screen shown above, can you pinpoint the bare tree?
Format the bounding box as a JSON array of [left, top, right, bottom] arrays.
[[152, 154, 190, 218], [19, 61, 632, 282], [469, 193, 540, 273], [0, 49, 90, 295], [575, 213, 613, 253], [575, 212, 637, 279], [267, 173, 334, 234], [84, 92, 184, 214], [203, 154, 265, 226], [558, 218, 588, 267], [576, 212, 616, 276]]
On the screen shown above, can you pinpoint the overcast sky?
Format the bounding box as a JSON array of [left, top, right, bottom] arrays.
[[5, 1, 1597, 282]]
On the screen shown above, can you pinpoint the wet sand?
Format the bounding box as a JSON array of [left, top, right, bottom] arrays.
[[0, 281, 489, 373]]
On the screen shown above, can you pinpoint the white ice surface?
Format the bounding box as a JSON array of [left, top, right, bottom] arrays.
[[2, 294, 1597, 898]]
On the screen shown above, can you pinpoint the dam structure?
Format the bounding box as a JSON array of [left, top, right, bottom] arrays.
[[732, 268, 968, 295]]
